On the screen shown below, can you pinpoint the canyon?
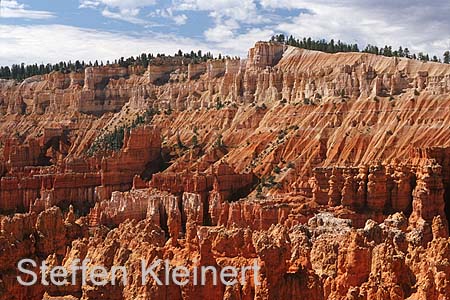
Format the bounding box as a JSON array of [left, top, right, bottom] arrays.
[[0, 41, 449, 300]]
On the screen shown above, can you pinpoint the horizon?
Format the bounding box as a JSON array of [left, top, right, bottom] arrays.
[[2, 36, 450, 82], [0, 0, 449, 66]]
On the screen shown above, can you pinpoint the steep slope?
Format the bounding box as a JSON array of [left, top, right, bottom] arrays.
[[0, 42, 449, 300]]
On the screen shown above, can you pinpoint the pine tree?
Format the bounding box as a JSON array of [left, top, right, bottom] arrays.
[[444, 51, 450, 64], [191, 135, 198, 148], [403, 48, 409, 58], [398, 46, 404, 57]]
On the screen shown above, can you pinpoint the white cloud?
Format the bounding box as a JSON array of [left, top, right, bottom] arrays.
[[205, 24, 234, 42], [172, 14, 187, 25], [260, 0, 301, 10], [74, 0, 450, 57], [199, 0, 450, 58], [210, 27, 274, 55], [2, 0, 449, 67], [79, 0, 158, 24], [175, 0, 263, 24], [269, 0, 450, 56], [174, 0, 270, 52], [152, 8, 188, 25], [78, 0, 100, 9], [0, 24, 225, 66], [176, 0, 248, 11], [0, 0, 54, 19], [79, 0, 157, 10], [101, 0, 157, 9], [101, 7, 148, 25], [204, 19, 239, 42]]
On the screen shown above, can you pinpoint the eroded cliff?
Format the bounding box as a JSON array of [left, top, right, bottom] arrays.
[[0, 42, 449, 300]]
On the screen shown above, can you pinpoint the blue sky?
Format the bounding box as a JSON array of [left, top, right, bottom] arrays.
[[0, 0, 449, 65]]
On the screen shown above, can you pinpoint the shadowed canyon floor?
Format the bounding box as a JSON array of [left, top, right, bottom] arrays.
[[0, 42, 449, 299]]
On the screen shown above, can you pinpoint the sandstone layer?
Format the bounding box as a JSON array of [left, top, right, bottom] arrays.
[[0, 42, 449, 300]]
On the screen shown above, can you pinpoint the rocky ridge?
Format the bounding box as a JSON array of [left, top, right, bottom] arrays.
[[0, 42, 449, 299]]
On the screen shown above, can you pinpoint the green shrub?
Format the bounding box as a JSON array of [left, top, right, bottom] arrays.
[[274, 166, 281, 173]]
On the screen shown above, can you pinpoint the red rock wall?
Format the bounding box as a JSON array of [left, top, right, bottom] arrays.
[[0, 42, 449, 300]]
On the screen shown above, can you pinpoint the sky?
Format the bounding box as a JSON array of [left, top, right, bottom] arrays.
[[0, 0, 449, 65]]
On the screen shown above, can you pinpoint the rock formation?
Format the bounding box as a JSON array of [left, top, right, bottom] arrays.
[[0, 42, 449, 299]]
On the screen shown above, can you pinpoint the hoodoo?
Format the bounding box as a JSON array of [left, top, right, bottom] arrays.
[[0, 42, 449, 300]]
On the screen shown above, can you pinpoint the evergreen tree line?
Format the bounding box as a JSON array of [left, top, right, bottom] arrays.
[[0, 49, 219, 81], [273, 34, 359, 53], [3, 37, 449, 82], [271, 34, 450, 64]]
